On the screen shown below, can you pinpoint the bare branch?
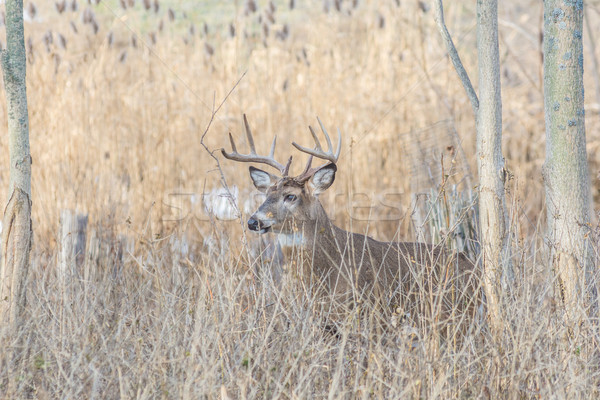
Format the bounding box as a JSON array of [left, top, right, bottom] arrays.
[[199, 71, 247, 218], [433, 0, 479, 114]]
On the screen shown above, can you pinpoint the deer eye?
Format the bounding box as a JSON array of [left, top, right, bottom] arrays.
[[284, 194, 297, 203]]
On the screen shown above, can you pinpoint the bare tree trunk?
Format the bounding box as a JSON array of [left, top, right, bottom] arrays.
[[543, 1, 595, 326], [475, 0, 514, 328], [434, 0, 513, 332], [0, 0, 32, 326]]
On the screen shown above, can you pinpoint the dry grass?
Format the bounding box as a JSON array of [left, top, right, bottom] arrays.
[[0, 0, 599, 398]]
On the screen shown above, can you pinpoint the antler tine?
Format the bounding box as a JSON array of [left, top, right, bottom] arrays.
[[243, 114, 257, 154], [335, 128, 342, 160], [317, 117, 333, 154], [221, 115, 291, 176], [292, 119, 342, 165], [228, 132, 237, 153], [269, 136, 277, 158], [300, 155, 313, 176], [308, 126, 323, 151], [283, 156, 293, 176]]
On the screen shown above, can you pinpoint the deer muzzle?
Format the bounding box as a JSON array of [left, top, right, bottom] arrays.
[[248, 217, 272, 234]]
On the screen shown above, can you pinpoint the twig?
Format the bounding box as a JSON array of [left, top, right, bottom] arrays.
[[199, 71, 247, 217], [433, 0, 479, 114]]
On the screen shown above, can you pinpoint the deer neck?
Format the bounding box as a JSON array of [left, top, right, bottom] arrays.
[[276, 200, 336, 252]]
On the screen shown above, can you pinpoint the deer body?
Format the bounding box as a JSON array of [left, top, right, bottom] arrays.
[[223, 116, 479, 330]]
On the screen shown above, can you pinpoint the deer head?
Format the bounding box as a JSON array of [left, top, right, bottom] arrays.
[[221, 115, 341, 236]]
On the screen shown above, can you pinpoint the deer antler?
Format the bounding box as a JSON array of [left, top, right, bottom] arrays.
[[293, 117, 342, 181], [221, 114, 292, 176]]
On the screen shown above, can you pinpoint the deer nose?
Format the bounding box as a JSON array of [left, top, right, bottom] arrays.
[[248, 217, 260, 231]]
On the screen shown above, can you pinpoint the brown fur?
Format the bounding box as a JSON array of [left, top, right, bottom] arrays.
[[249, 165, 481, 334]]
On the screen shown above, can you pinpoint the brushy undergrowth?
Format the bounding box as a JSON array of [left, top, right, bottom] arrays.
[[2, 222, 599, 398], [0, 0, 599, 398]]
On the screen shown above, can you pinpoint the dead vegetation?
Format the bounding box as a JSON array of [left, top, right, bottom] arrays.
[[0, 0, 599, 398]]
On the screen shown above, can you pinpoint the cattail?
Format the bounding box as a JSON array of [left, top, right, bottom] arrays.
[[106, 31, 113, 47], [229, 23, 235, 38], [70, 20, 78, 34], [377, 13, 385, 29], [27, 2, 37, 20], [203, 22, 208, 35], [119, 0, 127, 10], [262, 22, 269, 38], [153, 0, 159, 13], [127, 0, 135, 7], [334, 0, 341, 12], [26, 36, 34, 63], [268, 0, 276, 13], [143, 0, 150, 10], [301, 47, 309, 66], [91, 19, 99, 34], [130, 34, 137, 48], [266, 11, 275, 24], [168, 8, 175, 21], [352, 0, 358, 8], [204, 42, 214, 56], [119, 50, 127, 63], [43, 30, 53, 53], [418, 1, 429, 12], [189, 24, 195, 36], [158, 19, 164, 32], [56, 1, 66, 13], [149, 31, 156, 45], [58, 33, 67, 49], [289, 0, 294, 10], [83, 7, 93, 23], [53, 53, 61, 73], [71, 0, 78, 11], [245, 0, 256, 14], [276, 24, 288, 41]]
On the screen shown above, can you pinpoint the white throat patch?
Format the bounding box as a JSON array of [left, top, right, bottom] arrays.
[[277, 233, 306, 248]]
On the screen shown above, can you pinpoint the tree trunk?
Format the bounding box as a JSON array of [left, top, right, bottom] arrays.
[[0, 0, 32, 326], [543, 1, 595, 325], [475, 0, 514, 330], [434, 0, 514, 332]]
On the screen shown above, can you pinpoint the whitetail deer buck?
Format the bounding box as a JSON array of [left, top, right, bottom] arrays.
[[222, 115, 480, 334]]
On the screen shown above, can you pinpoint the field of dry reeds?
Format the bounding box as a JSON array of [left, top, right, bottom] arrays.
[[1, 0, 600, 398]]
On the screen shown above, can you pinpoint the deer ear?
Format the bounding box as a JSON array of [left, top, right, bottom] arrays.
[[249, 166, 279, 193], [309, 163, 336, 195]]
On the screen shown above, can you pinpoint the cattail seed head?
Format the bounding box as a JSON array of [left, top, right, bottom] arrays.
[[204, 42, 214, 56], [27, 2, 37, 20], [56, 1, 66, 13]]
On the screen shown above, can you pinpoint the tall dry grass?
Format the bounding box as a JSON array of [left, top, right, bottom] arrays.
[[0, 0, 599, 398]]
